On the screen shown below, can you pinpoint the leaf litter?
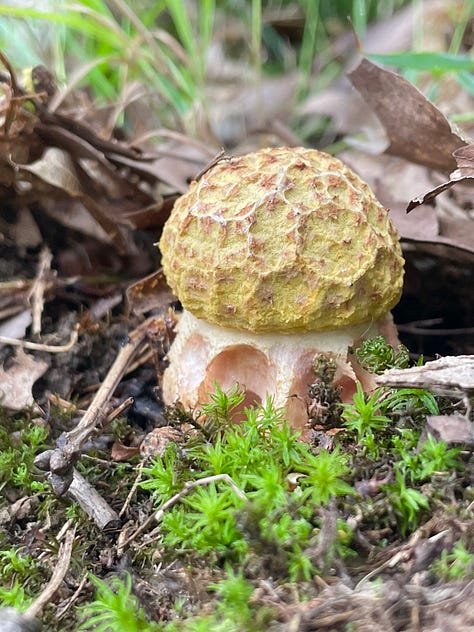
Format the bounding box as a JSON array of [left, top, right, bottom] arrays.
[[0, 6, 474, 630]]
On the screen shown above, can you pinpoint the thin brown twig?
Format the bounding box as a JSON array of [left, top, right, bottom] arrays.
[[56, 569, 89, 621], [194, 148, 229, 181], [0, 324, 79, 353], [28, 246, 53, 337], [119, 473, 247, 552], [106, 395, 134, 423], [61, 318, 154, 448], [24, 526, 76, 620], [38, 316, 158, 494], [119, 460, 145, 518]]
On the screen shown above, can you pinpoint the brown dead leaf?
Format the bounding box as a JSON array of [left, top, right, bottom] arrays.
[[407, 143, 474, 213], [126, 269, 176, 316], [341, 150, 474, 257], [406, 178, 466, 212], [10, 207, 43, 249], [348, 58, 466, 172], [0, 496, 39, 526], [17, 147, 83, 195], [0, 58, 178, 259], [452, 144, 474, 177], [113, 142, 211, 194], [110, 439, 140, 462], [426, 415, 474, 446], [0, 348, 48, 411], [13, 147, 130, 252]]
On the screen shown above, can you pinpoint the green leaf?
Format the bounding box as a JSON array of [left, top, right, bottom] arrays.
[[0, 5, 126, 49], [165, 0, 197, 60], [366, 51, 474, 73], [456, 71, 474, 96]]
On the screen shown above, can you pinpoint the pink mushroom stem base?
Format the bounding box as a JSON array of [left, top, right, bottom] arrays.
[[162, 310, 399, 429]]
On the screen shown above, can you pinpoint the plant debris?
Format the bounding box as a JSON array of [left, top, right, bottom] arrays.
[[348, 58, 467, 173], [0, 4, 474, 631]]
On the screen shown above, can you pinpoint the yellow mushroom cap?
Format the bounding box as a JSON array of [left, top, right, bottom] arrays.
[[159, 146, 404, 333]]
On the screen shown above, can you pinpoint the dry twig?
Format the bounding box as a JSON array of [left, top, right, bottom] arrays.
[[28, 246, 53, 337], [118, 473, 246, 554], [24, 525, 76, 620], [35, 316, 160, 494]]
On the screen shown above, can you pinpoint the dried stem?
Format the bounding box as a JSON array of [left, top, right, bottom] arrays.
[[24, 526, 76, 620]]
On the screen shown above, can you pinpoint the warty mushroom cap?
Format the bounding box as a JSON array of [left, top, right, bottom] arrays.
[[159, 146, 404, 334]]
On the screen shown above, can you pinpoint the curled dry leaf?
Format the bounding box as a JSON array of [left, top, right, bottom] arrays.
[[426, 415, 474, 446], [340, 149, 474, 257], [0, 58, 183, 258], [407, 143, 474, 211], [348, 58, 466, 173], [110, 440, 140, 462], [0, 348, 48, 411], [125, 269, 176, 316]]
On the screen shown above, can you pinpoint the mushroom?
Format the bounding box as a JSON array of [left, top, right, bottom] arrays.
[[158, 147, 404, 429]]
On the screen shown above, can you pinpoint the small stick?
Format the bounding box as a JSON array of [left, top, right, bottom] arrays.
[[63, 318, 155, 448], [67, 469, 119, 529], [24, 526, 76, 620], [119, 473, 246, 552], [106, 395, 134, 423], [194, 149, 229, 181], [38, 316, 158, 493], [28, 247, 53, 337], [119, 460, 145, 518], [56, 570, 89, 621], [0, 324, 79, 353]]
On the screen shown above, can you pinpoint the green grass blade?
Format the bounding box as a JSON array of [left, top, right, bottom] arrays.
[[456, 70, 474, 96], [165, 0, 197, 61], [448, 0, 474, 55], [199, 0, 216, 53], [367, 50, 474, 73], [352, 0, 368, 39], [251, 0, 262, 67], [298, 0, 321, 96], [140, 1, 168, 28], [0, 5, 126, 48]]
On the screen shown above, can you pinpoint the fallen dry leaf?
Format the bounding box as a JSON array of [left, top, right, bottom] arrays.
[[406, 178, 467, 212], [407, 143, 474, 216], [126, 269, 176, 316], [348, 58, 467, 172], [0, 58, 185, 261], [425, 415, 474, 445], [110, 440, 140, 462], [0, 496, 40, 526], [0, 348, 48, 411], [341, 150, 474, 256], [17, 146, 83, 194], [452, 143, 474, 177]]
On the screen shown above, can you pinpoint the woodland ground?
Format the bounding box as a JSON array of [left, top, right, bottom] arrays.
[[0, 2, 473, 631]]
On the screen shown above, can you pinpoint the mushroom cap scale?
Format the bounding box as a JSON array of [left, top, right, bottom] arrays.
[[159, 146, 404, 333]]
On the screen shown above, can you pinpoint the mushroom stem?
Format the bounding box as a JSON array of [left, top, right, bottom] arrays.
[[162, 311, 394, 429]]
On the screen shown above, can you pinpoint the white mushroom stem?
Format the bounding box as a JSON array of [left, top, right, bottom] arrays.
[[162, 311, 400, 430]]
